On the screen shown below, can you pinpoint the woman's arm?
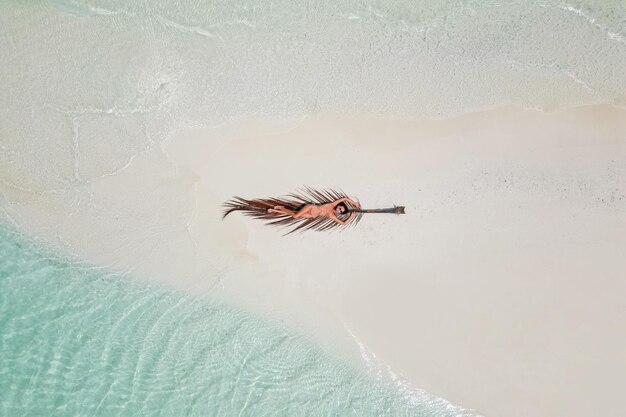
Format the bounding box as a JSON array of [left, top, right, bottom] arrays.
[[335, 197, 361, 208], [330, 211, 357, 225]]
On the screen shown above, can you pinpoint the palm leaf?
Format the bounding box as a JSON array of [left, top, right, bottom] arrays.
[[222, 187, 363, 234]]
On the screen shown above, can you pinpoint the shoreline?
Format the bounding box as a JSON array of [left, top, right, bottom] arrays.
[[2, 223, 474, 417], [2, 104, 625, 417]]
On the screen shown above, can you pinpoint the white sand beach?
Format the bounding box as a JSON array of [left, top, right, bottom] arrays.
[[3, 1, 626, 415], [2, 104, 625, 417]]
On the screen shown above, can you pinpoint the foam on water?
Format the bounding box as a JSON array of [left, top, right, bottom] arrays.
[[0, 224, 476, 416]]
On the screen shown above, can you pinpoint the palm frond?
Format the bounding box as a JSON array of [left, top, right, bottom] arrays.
[[222, 187, 363, 234]]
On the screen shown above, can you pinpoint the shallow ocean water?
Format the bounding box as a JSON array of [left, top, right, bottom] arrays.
[[1, 1, 625, 416], [0, 224, 474, 416], [2, 0, 625, 195]]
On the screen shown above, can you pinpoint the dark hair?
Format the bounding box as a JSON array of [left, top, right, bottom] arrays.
[[334, 202, 349, 215]]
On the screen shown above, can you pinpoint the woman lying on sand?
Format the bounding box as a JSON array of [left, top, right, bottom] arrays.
[[223, 187, 404, 234], [267, 196, 361, 225]]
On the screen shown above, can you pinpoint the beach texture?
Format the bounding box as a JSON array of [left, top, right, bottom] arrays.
[[1, 1, 625, 416], [1, 224, 473, 417]]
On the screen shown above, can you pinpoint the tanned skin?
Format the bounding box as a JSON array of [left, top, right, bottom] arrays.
[[268, 197, 361, 225]]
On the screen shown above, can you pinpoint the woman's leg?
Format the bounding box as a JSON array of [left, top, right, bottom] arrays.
[[292, 206, 312, 218], [268, 205, 297, 217], [269, 205, 311, 218]]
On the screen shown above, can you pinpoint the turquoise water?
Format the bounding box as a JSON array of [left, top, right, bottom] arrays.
[[4, 2, 623, 416], [0, 224, 470, 416]]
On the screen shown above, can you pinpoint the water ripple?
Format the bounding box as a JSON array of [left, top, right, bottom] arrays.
[[0, 224, 476, 417]]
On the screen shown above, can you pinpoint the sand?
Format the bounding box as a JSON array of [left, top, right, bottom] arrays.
[[1, 105, 625, 417]]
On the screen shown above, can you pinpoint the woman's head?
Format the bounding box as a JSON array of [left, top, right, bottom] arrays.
[[334, 202, 349, 215]]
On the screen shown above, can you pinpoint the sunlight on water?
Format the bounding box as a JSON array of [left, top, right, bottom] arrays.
[[0, 224, 474, 417]]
